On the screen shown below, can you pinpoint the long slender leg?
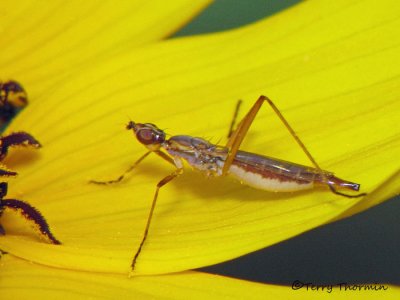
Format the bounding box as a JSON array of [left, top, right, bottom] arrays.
[[154, 150, 176, 166], [90, 151, 152, 185], [90, 150, 176, 185], [227, 100, 242, 138], [264, 97, 366, 198], [223, 95, 365, 198], [130, 167, 184, 274], [222, 96, 266, 175]]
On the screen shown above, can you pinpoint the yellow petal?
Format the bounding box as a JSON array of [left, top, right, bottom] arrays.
[[0, 0, 211, 95], [0, 254, 274, 299], [1, 0, 399, 275], [2, 255, 398, 299]]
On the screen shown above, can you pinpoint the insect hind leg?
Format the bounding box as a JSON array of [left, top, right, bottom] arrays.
[[223, 95, 366, 198], [263, 96, 366, 198], [227, 100, 242, 138]]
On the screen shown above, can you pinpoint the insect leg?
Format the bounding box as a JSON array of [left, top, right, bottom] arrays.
[[263, 96, 366, 198], [90, 151, 152, 185], [130, 167, 184, 273], [90, 150, 176, 185], [227, 100, 242, 138], [222, 96, 266, 175], [154, 150, 176, 166]]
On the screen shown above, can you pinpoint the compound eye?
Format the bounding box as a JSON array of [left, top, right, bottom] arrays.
[[137, 129, 155, 145]]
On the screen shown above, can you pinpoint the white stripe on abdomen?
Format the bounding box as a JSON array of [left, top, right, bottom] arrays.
[[228, 165, 314, 192]]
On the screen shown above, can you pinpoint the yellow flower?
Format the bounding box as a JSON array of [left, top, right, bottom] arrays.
[[1, 0, 400, 297]]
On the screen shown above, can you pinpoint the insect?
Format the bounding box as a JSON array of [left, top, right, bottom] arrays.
[[0, 80, 28, 124], [91, 95, 366, 272], [0, 132, 61, 244]]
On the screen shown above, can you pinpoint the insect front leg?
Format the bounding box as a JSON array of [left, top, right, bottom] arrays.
[[90, 150, 176, 185], [90, 151, 152, 185]]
